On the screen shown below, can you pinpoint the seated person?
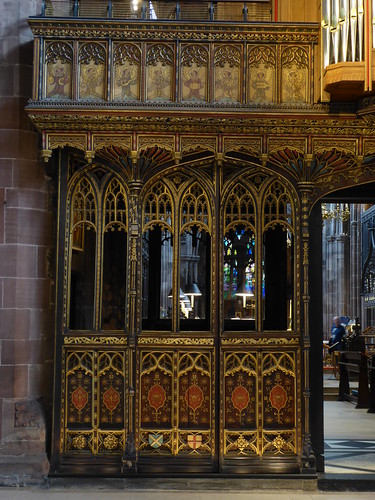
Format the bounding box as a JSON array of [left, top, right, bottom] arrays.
[[328, 316, 346, 353]]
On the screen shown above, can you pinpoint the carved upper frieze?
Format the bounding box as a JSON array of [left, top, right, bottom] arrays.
[[28, 20, 320, 44], [27, 110, 367, 137]]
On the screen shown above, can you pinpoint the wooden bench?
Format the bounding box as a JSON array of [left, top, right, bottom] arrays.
[[338, 351, 370, 409]]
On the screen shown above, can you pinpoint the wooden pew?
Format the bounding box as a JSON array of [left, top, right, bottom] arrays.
[[368, 354, 375, 414], [338, 351, 370, 409]]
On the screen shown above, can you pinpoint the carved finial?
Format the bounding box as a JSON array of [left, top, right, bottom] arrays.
[[85, 150, 95, 163], [131, 150, 138, 165], [216, 152, 223, 166], [41, 149, 52, 162]]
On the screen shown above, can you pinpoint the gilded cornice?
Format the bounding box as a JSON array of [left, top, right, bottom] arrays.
[[28, 19, 319, 44], [27, 108, 367, 136]]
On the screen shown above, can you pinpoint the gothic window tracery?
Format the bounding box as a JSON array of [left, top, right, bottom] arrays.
[[67, 171, 128, 331], [142, 181, 174, 329], [180, 183, 211, 330], [263, 180, 295, 331], [223, 183, 256, 330]]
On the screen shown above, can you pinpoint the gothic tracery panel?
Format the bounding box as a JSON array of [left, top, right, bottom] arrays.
[[263, 180, 294, 231], [180, 182, 211, 233], [262, 352, 296, 431], [224, 352, 257, 430], [248, 45, 276, 104], [181, 44, 209, 102], [214, 45, 242, 103], [146, 44, 174, 101], [281, 46, 309, 104], [143, 181, 173, 233], [98, 351, 125, 428], [79, 42, 106, 100], [177, 351, 213, 454], [140, 352, 173, 429], [45, 41, 73, 99], [224, 183, 256, 233], [113, 43, 141, 101]]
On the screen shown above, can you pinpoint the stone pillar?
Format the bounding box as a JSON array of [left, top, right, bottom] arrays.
[[0, 0, 52, 485], [350, 204, 362, 321], [336, 232, 350, 316], [322, 204, 351, 336]]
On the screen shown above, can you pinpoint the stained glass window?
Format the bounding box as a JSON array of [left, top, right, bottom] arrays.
[[224, 226, 256, 328]]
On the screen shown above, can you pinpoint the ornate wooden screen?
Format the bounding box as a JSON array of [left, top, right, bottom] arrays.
[[50, 154, 302, 475], [28, 4, 375, 479]]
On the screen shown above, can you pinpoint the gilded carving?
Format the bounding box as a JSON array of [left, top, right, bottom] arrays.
[[29, 21, 320, 45], [262, 431, 296, 455], [268, 138, 306, 155], [142, 180, 173, 233], [139, 430, 173, 454], [224, 430, 259, 456], [113, 43, 141, 66], [181, 136, 217, 156], [313, 139, 357, 156], [138, 136, 175, 153], [29, 112, 372, 138], [223, 137, 262, 156], [64, 336, 128, 345], [177, 431, 211, 454], [93, 135, 132, 153], [130, 238, 137, 262], [48, 134, 87, 153], [221, 337, 299, 346], [181, 45, 209, 67], [303, 242, 309, 266], [138, 337, 214, 346], [363, 139, 375, 157]]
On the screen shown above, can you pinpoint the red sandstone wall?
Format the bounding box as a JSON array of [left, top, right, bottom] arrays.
[[0, 0, 53, 484]]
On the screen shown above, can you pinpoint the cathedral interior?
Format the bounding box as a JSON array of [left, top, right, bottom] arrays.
[[1, 0, 375, 488]]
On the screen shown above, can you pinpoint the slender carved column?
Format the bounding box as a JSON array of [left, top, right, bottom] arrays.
[[122, 179, 143, 471], [298, 180, 316, 471], [128, 180, 143, 344]]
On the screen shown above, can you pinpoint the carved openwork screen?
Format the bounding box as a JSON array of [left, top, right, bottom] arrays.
[[142, 181, 174, 330], [69, 176, 97, 330], [142, 179, 212, 331], [223, 183, 256, 330], [102, 179, 128, 330], [180, 183, 211, 330], [263, 180, 294, 331], [68, 171, 128, 332]]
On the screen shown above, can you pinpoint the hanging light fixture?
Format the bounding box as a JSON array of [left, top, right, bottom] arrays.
[[236, 283, 254, 309], [168, 288, 192, 317], [168, 288, 187, 299], [184, 282, 202, 309]]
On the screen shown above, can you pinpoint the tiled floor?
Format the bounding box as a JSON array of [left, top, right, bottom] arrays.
[[323, 371, 375, 476], [0, 490, 375, 499]]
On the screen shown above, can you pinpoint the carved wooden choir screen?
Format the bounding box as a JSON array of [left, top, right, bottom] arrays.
[[55, 159, 300, 473]]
